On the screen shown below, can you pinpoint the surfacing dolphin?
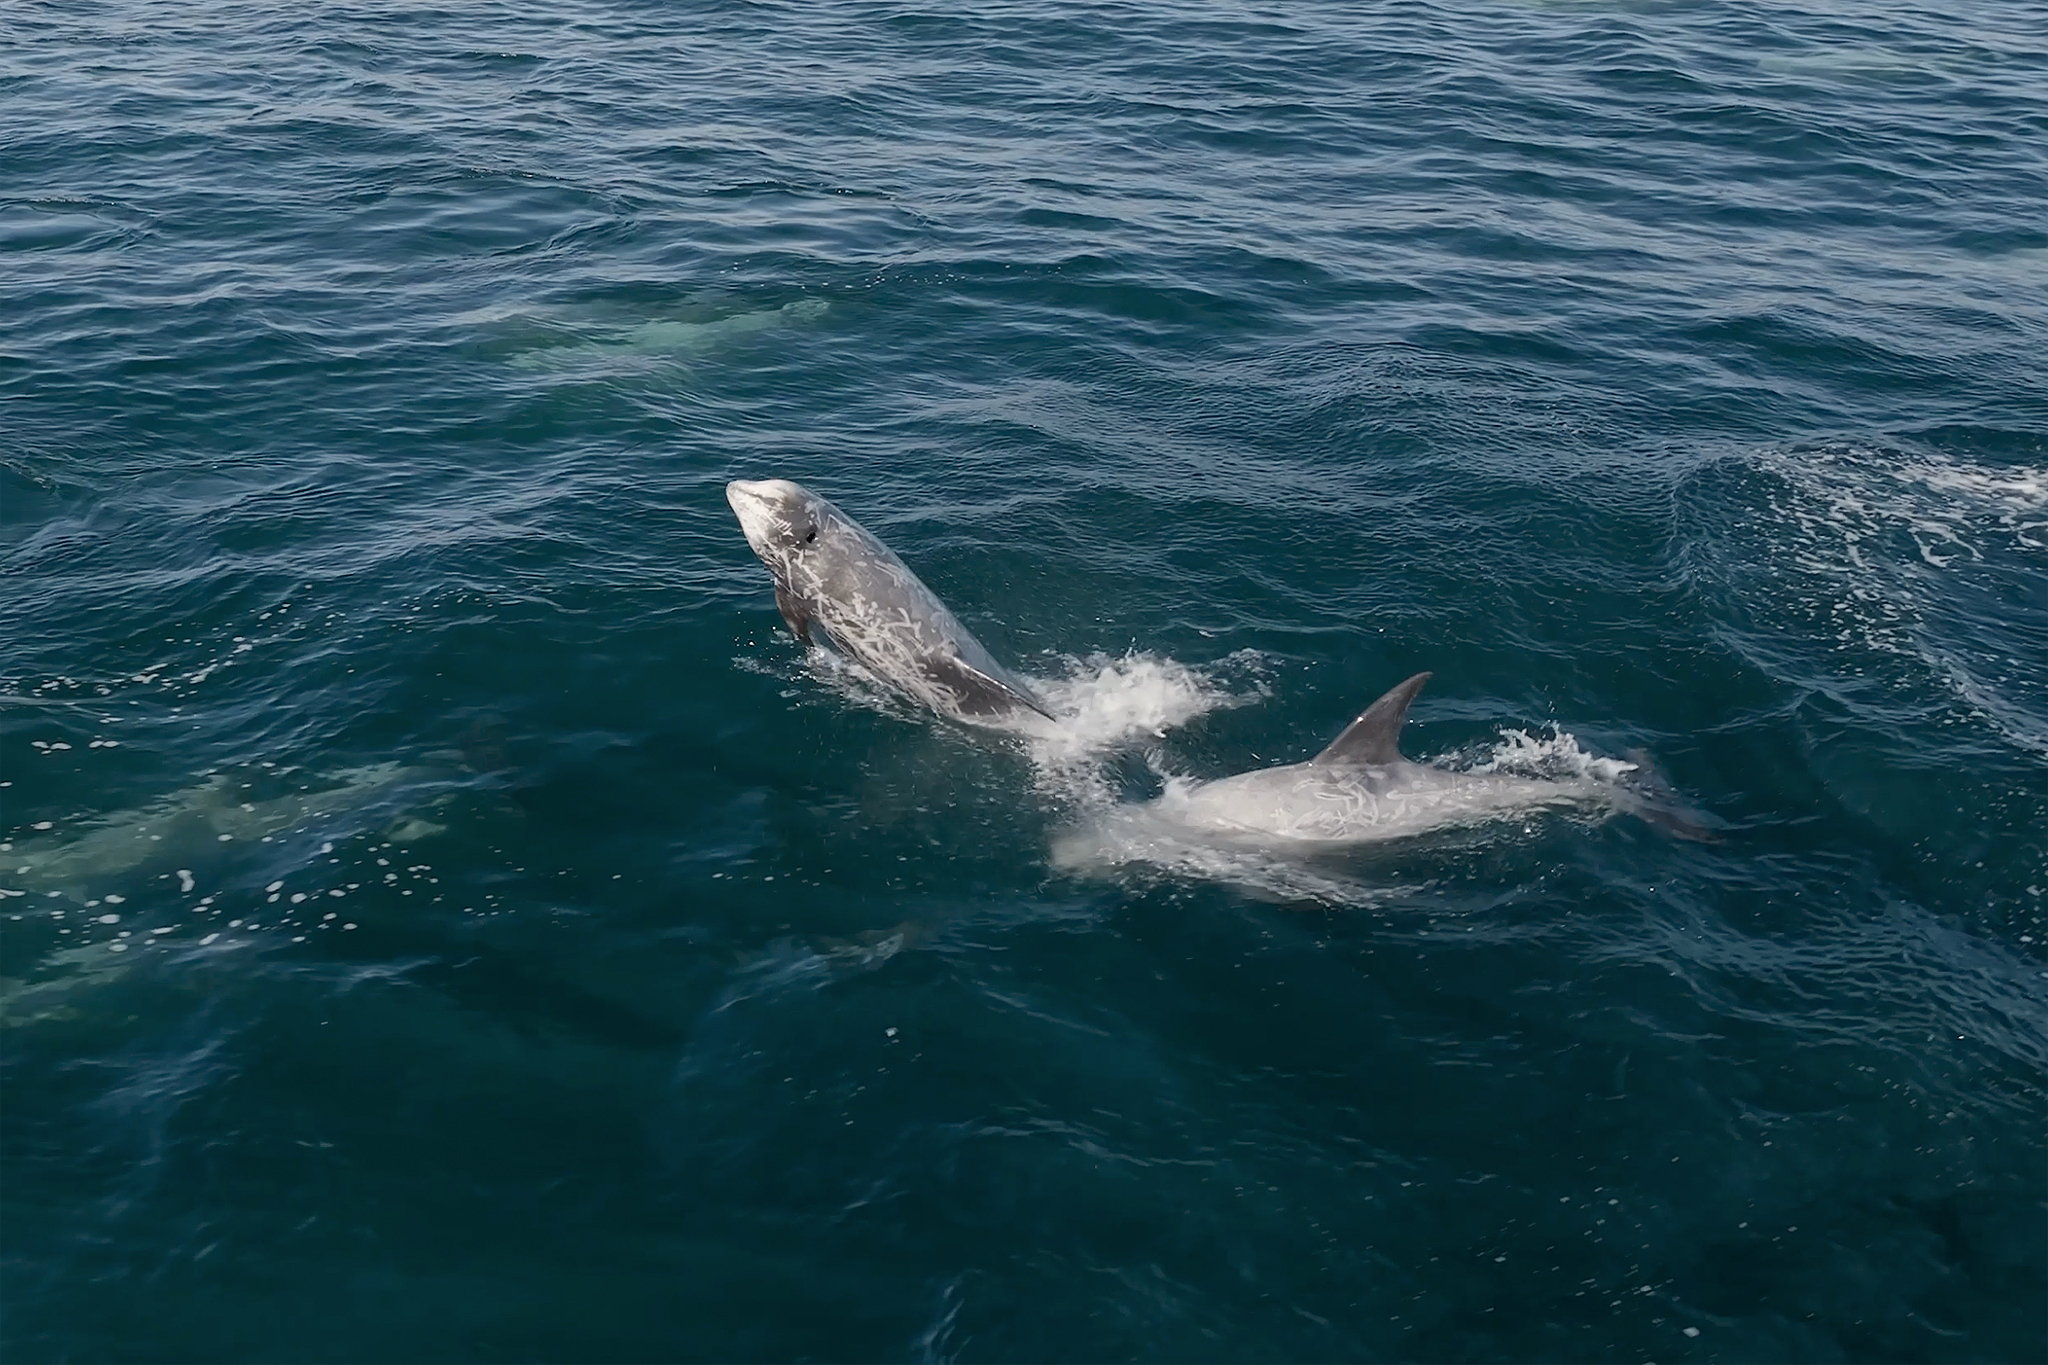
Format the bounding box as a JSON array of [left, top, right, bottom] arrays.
[[1082, 672, 1709, 849], [726, 479, 1055, 728]]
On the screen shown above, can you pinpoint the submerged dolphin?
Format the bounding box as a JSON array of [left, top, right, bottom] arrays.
[[510, 298, 830, 372], [1078, 672, 1708, 849], [2, 762, 449, 902], [726, 479, 1054, 727]]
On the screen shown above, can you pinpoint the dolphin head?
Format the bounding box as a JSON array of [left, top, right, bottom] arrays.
[[725, 478, 838, 572], [724, 477, 1054, 722]]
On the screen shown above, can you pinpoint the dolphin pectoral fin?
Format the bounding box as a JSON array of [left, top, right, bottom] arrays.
[[921, 654, 1055, 721], [773, 583, 812, 644], [1312, 671, 1431, 767]]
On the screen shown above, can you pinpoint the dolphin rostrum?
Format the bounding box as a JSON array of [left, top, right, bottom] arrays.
[[726, 478, 1054, 727], [1094, 672, 1710, 847]]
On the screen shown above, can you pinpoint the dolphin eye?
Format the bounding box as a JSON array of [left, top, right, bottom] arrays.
[[803, 528, 817, 543]]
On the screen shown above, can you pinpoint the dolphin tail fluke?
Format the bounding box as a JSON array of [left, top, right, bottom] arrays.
[[1312, 672, 1432, 767], [1621, 748, 1720, 843]]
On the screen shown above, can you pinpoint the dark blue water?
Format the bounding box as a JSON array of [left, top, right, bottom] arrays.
[[4, 1, 2045, 1359]]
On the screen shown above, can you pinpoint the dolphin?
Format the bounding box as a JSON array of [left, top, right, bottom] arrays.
[[725, 479, 1055, 728], [1, 762, 451, 903], [1070, 672, 1711, 851], [510, 299, 829, 372]]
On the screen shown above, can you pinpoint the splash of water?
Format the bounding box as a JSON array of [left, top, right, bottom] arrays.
[[737, 643, 1267, 789], [1016, 649, 1268, 803], [1462, 726, 1641, 784]]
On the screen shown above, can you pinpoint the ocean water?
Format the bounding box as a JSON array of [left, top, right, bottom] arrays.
[[3, 0, 2045, 1359]]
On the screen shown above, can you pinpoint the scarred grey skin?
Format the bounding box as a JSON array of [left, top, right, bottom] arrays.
[[726, 478, 1054, 728]]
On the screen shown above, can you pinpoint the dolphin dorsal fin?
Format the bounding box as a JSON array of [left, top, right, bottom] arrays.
[[1311, 672, 1432, 767]]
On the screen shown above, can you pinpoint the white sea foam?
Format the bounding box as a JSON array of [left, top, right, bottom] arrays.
[[1771, 447, 2047, 579], [1015, 649, 1268, 803], [1465, 727, 1640, 785], [1739, 443, 2048, 757]]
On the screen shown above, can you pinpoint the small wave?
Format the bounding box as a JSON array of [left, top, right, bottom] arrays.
[[1939, 658, 2048, 759], [1686, 440, 2048, 759], [1798, 445, 2046, 751]]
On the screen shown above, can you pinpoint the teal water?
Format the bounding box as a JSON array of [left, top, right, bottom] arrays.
[[4, 0, 2046, 1359]]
